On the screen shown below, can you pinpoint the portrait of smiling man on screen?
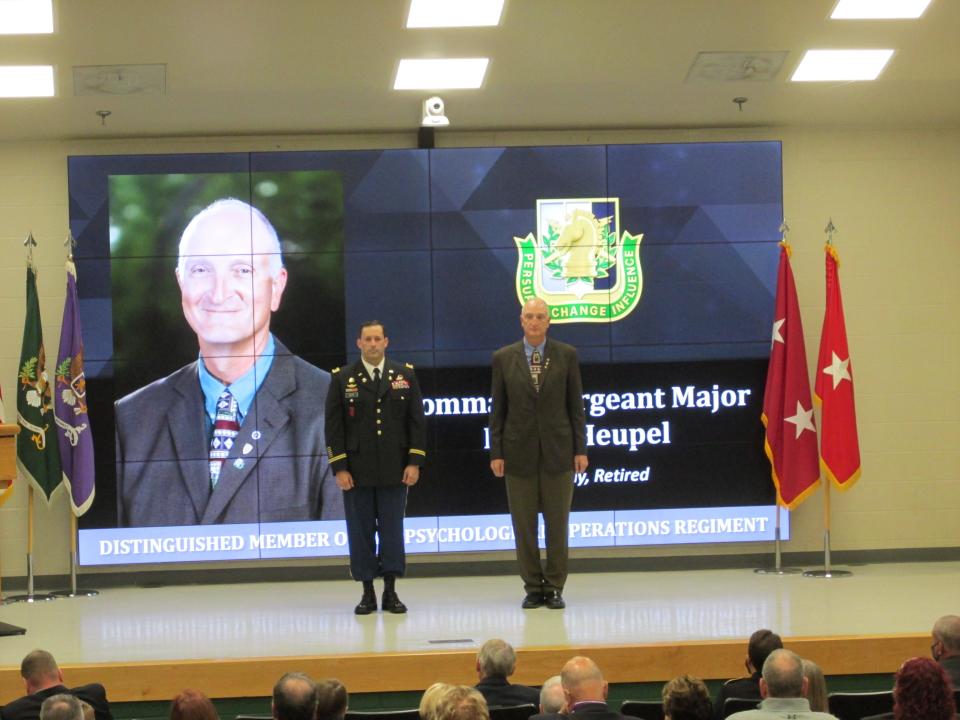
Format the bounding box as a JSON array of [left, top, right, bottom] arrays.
[[115, 198, 343, 528]]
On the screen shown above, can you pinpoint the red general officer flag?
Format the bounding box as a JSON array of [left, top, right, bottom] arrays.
[[761, 242, 820, 509], [814, 244, 861, 488]]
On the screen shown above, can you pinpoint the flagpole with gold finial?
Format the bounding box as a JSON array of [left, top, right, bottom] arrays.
[[755, 220, 802, 576], [7, 234, 56, 603], [804, 219, 852, 579], [51, 233, 99, 599]]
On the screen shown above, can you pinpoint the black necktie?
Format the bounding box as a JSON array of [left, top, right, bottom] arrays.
[[373, 367, 381, 392]]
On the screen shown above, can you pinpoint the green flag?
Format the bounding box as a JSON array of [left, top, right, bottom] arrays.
[[17, 266, 62, 501]]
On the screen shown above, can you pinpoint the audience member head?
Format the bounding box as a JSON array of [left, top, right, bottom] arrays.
[[420, 684, 489, 720], [79, 701, 95, 720], [420, 683, 448, 720], [476, 639, 517, 680], [931, 615, 960, 661], [760, 649, 805, 699], [40, 694, 83, 720], [21, 650, 64, 694], [893, 657, 956, 720], [272, 672, 318, 720], [800, 659, 828, 713], [561, 656, 607, 706], [747, 630, 784, 675], [661, 675, 712, 720], [539, 676, 566, 714], [170, 689, 219, 720], [315, 679, 348, 720]]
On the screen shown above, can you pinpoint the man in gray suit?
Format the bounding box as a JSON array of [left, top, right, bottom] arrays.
[[726, 650, 836, 720], [115, 198, 343, 527], [489, 297, 587, 609]]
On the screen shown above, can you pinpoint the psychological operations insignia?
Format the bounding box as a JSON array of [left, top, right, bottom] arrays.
[[513, 198, 643, 323]]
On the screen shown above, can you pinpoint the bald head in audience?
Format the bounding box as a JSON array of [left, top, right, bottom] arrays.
[[39, 695, 83, 720], [561, 657, 608, 706], [539, 676, 566, 715], [272, 673, 318, 720], [759, 650, 806, 699], [931, 615, 960, 688]]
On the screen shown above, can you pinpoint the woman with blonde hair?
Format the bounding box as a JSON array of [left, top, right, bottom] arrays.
[[800, 659, 828, 713]]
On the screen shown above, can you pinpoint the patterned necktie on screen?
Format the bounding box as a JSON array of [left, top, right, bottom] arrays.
[[209, 389, 240, 488], [530, 349, 542, 391]]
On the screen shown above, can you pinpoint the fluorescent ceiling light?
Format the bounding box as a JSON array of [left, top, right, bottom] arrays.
[[407, 0, 504, 28], [791, 49, 894, 81], [0, 0, 54, 34], [831, 0, 932, 19], [394, 58, 488, 89], [0, 65, 55, 97]]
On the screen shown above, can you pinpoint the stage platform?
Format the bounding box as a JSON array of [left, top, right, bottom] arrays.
[[1, 561, 956, 703]]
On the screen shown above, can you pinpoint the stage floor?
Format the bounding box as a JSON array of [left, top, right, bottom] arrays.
[[1, 560, 956, 701]]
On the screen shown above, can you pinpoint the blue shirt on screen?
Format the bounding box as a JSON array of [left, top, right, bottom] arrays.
[[198, 333, 276, 430]]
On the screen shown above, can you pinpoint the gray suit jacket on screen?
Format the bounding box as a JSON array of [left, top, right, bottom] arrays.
[[115, 341, 343, 527]]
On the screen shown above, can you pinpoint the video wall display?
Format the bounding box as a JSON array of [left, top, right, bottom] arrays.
[[67, 141, 786, 565]]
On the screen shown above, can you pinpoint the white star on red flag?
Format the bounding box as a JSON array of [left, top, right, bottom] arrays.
[[822, 351, 851, 390], [785, 401, 816, 439], [771, 318, 785, 347], [761, 242, 820, 509], [814, 244, 861, 489]]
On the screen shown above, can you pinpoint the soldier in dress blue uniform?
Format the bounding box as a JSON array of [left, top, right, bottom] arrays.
[[325, 321, 426, 614]]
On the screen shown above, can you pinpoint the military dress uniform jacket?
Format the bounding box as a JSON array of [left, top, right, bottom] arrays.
[[325, 359, 426, 486]]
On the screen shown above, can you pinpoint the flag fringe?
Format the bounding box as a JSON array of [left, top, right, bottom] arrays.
[[762, 434, 821, 511], [16, 458, 66, 506], [820, 459, 861, 491], [63, 474, 96, 517], [824, 242, 840, 265]]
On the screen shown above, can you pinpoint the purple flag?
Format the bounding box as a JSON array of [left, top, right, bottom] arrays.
[[54, 260, 95, 516]]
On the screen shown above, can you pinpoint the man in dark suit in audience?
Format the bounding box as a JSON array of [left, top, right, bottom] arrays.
[[560, 656, 633, 720], [0, 651, 112, 720], [272, 673, 318, 720], [474, 639, 540, 707], [714, 629, 783, 720], [931, 614, 960, 689]]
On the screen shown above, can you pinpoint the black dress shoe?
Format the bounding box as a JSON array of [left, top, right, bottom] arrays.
[[522, 592, 545, 609], [355, 586, 378, 615], [381, 589, 407, 614], [544, 590, 565, 609]]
